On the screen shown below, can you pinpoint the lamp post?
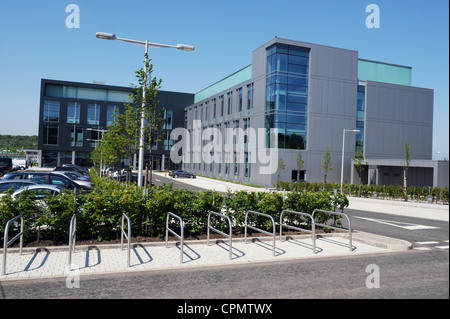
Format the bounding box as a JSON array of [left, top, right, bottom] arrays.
[[340, 129, 360, 193], [95, 32, 194, 186]]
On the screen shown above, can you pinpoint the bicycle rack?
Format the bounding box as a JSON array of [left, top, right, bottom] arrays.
[[165, 212, 184, 264], [67, 214, 76, 268], [121, 213, 131, 267], [2, 215, 24, 275], [207, 211, 233, 260], [280, 210, 316, 254], [244, 210, 276, 256], [312, 209, 352, 251]]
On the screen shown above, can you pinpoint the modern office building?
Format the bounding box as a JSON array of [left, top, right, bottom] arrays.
[[184, 38, 448, 188], [38, 79, 194, 170]]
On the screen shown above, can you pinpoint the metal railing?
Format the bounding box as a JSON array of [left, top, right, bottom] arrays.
[[312, 209, 352, 252], [207, 211, 233, 260], [165, 212, 184, 264], [2, 215, 24, 275], [279, 210, 316, 254], [121, 213, 131, 267], [244, 210, 276, 256], [67, 214, 76, 268]]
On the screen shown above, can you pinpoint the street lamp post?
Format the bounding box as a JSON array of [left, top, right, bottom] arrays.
[[95, 32, 194, 186], [340, 129, 360, 193]]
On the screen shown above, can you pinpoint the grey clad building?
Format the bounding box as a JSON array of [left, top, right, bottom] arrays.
[[184, 38, 448, 188], [38, 79, 194, 170]]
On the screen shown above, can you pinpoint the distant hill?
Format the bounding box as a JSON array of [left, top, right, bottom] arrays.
[[0, 134, 38, 150]]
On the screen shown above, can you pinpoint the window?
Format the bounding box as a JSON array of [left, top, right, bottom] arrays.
[[164, 135, 174, 151], [212, 99, 216, 122], [107, 105, 118, 126], [67, 102, 80, 124], [43, 100, 60, 122], [70, 125, 83, 147], [87, 104, 100, 125], [164, 110, 173, 130], [220, 95, 224, 118], [238, 88, 243, 113], [227, 92, 232, 116], [43, 124, 58, 145], [356, 85, 366, 152], [247, 83, 253, 111]]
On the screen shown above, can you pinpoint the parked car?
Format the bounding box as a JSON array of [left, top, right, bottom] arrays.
[[119, 173, 155, 186], [0, 157, 13, 176], [11, 184, 62, 200], [171, 170, 196, 179], [51, 171, 94, 189], [60, 164, 88, 175], [1, 171, 93, 191], [0, 180, 43, 194]]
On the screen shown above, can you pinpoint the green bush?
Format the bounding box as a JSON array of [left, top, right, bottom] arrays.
[[1, 176, 350, 244]]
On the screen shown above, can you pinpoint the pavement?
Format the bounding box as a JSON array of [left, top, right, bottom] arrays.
[[1, 172, 447, 282]]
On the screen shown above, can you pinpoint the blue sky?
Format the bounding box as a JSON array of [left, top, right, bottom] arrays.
[[0, 0, 448, 159]]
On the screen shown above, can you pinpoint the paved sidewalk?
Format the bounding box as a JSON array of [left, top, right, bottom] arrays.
[[0, 231, 410, 281]]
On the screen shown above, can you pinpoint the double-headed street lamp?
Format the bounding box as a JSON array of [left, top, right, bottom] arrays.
[[340, 128, 360, 193], [95, 32, 194, 186]]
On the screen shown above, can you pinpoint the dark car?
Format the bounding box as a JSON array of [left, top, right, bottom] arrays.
[[0, 157, 13, 176], [171, 170, 196, 179], [55, 164, 88, 175], [119, 173, 154, 186], [1, 171, 93, 191]]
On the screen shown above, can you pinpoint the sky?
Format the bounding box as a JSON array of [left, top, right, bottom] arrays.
[[0, 0, 448, 159]]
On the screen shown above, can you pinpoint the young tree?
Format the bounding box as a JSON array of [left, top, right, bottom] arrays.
[[321, 147, 332, 184], [132, 53, 164, 186], [402, 142, 412, 201], [276, 155, 285, 190], [352, 147, 367, 197], [295, 148, 304, 182]]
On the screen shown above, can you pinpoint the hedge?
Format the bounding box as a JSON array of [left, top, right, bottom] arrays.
[[278, 181, 449, 204], [0, 174, 349, 245]]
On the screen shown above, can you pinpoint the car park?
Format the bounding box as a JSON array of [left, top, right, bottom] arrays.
[[171, 170, 196, 178], [1, 171, 93, 191]]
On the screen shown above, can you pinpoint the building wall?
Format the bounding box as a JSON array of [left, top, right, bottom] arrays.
[[364, 80, 434, 160]]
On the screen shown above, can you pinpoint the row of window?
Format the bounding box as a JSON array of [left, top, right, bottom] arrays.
[[42, 123, 176, 149], [43, 100, 118, 126], [186, 83, 254, 128]]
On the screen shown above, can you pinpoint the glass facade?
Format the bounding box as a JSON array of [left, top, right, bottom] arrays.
[[356, 85, 365, 151], [266, 44, 309, 149]]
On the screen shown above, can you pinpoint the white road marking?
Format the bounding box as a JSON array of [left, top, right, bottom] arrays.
[[354, 216, 439, 230]]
